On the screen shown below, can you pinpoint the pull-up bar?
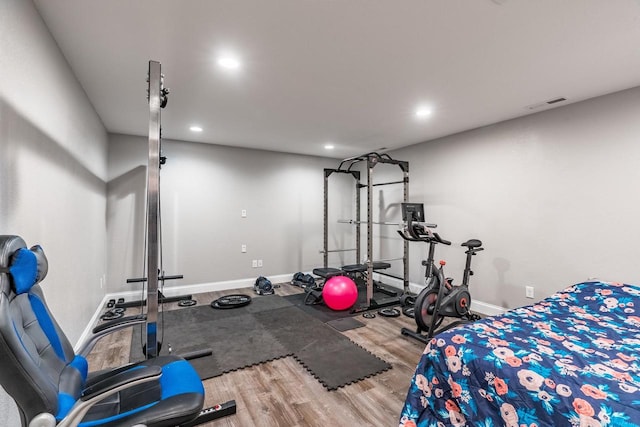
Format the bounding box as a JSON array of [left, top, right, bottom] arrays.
[[367, 180, 406, 188], [127, 274, 184, 283], [338, 151, 404, 172], [318, 248, 357, 254], [338, 219, 402, 226]]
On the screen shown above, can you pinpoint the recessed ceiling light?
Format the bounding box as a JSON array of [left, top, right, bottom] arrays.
[[324, 144, 335, 150], [189, 125, 203, 132], [217, 55, 241, 70], [415, 107, 432, 119]]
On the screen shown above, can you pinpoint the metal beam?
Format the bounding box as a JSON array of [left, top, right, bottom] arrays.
[[145, 60, 161, 359]]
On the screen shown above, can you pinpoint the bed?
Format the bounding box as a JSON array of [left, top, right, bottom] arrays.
[[399, 281, 640, 427]]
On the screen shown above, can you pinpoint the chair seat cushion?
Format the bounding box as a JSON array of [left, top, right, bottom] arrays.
[[80, 356, 204, 427]]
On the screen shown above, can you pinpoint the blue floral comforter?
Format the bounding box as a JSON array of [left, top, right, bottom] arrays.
[[399, 281, 640, 427]]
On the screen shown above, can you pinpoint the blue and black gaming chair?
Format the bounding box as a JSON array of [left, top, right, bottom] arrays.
[[0, 235, 208, 426]]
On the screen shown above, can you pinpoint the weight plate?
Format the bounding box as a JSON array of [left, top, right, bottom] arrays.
[[362, 312, 376, 319], [178, 299, 197, 307], [211, 294, 252, 309], [399, 294, 416, 307], [100, 311, 124, 321], [402, 307, 415, 318], [217, 294, 251, 306], [378, 308, 401, 317]]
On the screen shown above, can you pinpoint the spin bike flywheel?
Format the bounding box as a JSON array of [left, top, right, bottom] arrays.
[[455, 290, 471, 316], [414, 290, 444, 333]]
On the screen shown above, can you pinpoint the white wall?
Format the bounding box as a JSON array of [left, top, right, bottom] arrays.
[[388, 87, 640, 309], [106, 134, 349, 293], [0, 0, 108, 423]]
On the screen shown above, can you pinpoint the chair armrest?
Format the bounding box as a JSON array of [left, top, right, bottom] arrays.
[[92, 314, 146, 334], [81, 365, 162, 401], [57, 365, 161, 427], [76, 314, 146, 357], [85, 363, 136, 388]]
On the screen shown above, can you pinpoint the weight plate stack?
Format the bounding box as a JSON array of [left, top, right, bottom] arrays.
[[211, 294, 252, 309]]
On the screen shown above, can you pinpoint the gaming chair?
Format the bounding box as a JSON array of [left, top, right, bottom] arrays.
[[0, 235, 205, 426]]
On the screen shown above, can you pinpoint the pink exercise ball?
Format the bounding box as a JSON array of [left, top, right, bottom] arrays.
[[323, 276, 358, 310]]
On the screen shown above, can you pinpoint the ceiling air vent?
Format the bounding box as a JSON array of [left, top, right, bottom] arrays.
[[526, 97, 568, 110]]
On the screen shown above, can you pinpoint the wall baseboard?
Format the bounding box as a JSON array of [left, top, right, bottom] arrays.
[[75, 272, 505, 350], [74, 294, 112, 353], [373, 272, 505, 317], [469, 300, 505, 317]]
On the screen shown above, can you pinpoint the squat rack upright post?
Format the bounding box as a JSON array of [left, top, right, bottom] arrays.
[[361, 153, 409, 307], [323, 168, 361, 268]]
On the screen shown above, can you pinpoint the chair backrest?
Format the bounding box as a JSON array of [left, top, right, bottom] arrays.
[[0, 235, 85, 424]]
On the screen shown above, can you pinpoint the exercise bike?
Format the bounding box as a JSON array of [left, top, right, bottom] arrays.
[[398, 203, 483, 344]]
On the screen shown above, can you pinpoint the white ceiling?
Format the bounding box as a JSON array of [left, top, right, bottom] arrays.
[[34, 0, 640, 159]]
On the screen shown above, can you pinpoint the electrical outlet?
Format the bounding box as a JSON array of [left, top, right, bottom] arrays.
[[252, 260, 258, 268], [525, 286, 535, 299], [241, 244, 247, 253], [241, 209, 247, 218], [257, 259, 263, 267]]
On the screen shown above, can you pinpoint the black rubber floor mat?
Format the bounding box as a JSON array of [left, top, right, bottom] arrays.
[[256, 306, 390, 390], [326, 317, 365, 332], [130, 294, 390, 390], [130, 297, 290, 379]]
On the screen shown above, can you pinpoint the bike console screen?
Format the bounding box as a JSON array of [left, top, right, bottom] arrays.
[[401, 203, 425, 222]]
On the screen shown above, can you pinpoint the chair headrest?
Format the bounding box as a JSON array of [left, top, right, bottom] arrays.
[[1, 245, 48, 295]]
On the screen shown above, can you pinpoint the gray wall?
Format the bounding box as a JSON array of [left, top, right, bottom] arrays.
[[107, 134, 349, 292], [0, 0, 108, 423], [387, 87, 640, 309], [2, 0, 640, 422]]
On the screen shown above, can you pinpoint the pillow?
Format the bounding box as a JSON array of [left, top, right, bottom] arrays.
[[8, 248, 38, 294]]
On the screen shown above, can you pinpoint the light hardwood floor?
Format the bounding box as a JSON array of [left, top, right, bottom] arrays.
[[86, 285, 428, 426]]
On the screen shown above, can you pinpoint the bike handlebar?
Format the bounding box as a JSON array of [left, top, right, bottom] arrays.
[[397, 225, 451, 245], [433, 232, 451, 245]]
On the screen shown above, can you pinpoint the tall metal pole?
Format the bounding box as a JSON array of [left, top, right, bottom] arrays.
[[355, 176, 361, 265], [323, 170, 330, 268], [403, 166, 410, 293], [146, 60, 161, 359], [366, 156, 374, 306]]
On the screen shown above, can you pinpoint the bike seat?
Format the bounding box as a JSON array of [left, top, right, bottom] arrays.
[[462, 239, 482, 248]]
